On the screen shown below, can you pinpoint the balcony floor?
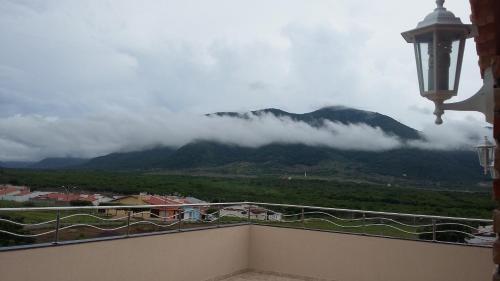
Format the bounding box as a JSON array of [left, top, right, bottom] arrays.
[[222, 271, 309, 281]]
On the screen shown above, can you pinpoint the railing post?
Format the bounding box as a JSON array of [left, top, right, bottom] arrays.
[[247, 205, 251, 224], [432, 219, 437, 241], [126, 210, 131, 237], [178, 208, 182, 232], [53, 210, 60, 244], [301, 208, 305, 228], [379, 218, 383, 236], [362, 212, 366, 235], [217, 205, 221, 228]]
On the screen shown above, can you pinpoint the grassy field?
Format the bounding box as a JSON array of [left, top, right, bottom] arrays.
[[0, 169, 495, 219]]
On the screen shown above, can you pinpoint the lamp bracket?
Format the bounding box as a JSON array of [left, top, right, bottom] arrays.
[[434, 67, 496, 124]]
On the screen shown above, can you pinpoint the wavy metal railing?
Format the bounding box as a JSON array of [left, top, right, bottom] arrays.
[[0, 202, 493, 248]]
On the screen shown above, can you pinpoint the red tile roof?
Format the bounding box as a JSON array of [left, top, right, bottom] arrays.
[[35, 193, 97, 202], [0, 187, 20, 196], [143, 196, 182, 210]]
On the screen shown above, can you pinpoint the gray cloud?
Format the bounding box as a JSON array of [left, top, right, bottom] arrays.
[[0, 112, 401, 161], [0, 0, 490, 161], [409, 120, 492, 150], [0, 111, 491, 162]]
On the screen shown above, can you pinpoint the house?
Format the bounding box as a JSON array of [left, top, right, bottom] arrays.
[[143, 196, 182, 221], [32, 192, 99, 206], [3, 191, 51, 202], [0, 185, 30, 200], [221, 204, 282, 221], [105, 194, 183, 220], [175, 197, 208, 221], [104, 194, 151, 217], [103, 194, 208, 221]]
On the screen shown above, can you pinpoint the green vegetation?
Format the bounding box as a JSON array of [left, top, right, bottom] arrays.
[[0, 169, 494, 219], [0, 215, 35, 246]]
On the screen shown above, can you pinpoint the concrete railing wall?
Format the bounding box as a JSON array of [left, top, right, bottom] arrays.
[[0, 225, 493, 281], [249, 226, 493, 281], [0, 226, 250, 281]]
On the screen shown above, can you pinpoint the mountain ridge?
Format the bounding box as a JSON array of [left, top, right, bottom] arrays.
[[1, 106, 485, 185], [211, 106, 421, 140]]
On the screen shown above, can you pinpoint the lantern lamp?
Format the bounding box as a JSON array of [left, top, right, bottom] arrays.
[[476, 136, 495, 177], [401, 0, 495, 125]]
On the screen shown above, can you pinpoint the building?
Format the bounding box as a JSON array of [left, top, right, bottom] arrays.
[[143, 195, 182, 220], [221, 204, 282, 221], [0, 185, 30, 200], [32, 192, 99, 206], [105, 194, 184, 220], [2, 191, 51, 203]]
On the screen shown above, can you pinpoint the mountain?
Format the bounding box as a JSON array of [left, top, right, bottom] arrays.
[[0, 158, 88, 170], [80, 140, 484, 184], [0, 161, 35, 169], [28, 158, 89, 169], [83, 147, 176, 170], [6, 106, 487, 185], [212, 106, 421, 140], [84, 106, 421, 171]]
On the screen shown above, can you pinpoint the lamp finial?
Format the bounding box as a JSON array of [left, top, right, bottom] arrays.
[[436, 0, 445, 9]]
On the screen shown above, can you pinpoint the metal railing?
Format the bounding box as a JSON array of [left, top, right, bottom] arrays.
[[0, 202, 493, 250]]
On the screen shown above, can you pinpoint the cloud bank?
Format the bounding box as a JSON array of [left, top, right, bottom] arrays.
[[0, 111, 491, 162]]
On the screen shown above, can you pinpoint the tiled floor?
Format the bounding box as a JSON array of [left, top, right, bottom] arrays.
[[222, 271, 308, 281]]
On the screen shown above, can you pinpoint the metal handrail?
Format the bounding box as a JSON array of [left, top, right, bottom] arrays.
[[248, 202, 492, 223], [0, 202, 244, 212], [0, 202, 493, 223], [0, 201, 493, 249]]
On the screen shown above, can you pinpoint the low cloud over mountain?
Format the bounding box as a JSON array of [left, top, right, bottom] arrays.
[[0, 107, 490, 162]]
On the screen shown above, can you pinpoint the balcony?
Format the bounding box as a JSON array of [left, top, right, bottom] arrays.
[[0, 203, 493, 281]]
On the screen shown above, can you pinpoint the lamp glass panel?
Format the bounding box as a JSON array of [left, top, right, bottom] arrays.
[[414, 43, 423, 93], [434, 33, 452, 91], [448, 40, 460, 91], [417, 42, 433, 91], [489, 166, 497, 179], [435, 30, 464, 92], [488, 146, 495, 165], [477, 146, 495, 167], [477, 148, 487, 167]]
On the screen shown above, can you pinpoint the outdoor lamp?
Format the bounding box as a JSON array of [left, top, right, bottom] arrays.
[[401, 0, 497, 125], [476, 136, 496, 177]]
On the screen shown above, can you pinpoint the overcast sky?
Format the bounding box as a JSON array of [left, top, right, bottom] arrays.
[[0, 0, 491, 161]]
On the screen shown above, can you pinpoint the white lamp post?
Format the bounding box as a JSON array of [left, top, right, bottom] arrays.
[[402, 0, 496, 125], [476, 136, 496, 178]]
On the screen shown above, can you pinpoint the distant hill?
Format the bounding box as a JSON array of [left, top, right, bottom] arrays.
[[212, 106, 421, 140], [83, 147, 176, 170], [0, 161, 34, 169], [28, 158, 89, 169], [5, 106, 487, 185]]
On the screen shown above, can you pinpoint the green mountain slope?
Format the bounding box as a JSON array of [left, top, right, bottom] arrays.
[[83, 147, 176, 170], [19, 106, 486, 185], [27, 158, 88, 169]]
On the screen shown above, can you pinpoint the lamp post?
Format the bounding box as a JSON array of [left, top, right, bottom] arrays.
[[401, 0, 498, 125]]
